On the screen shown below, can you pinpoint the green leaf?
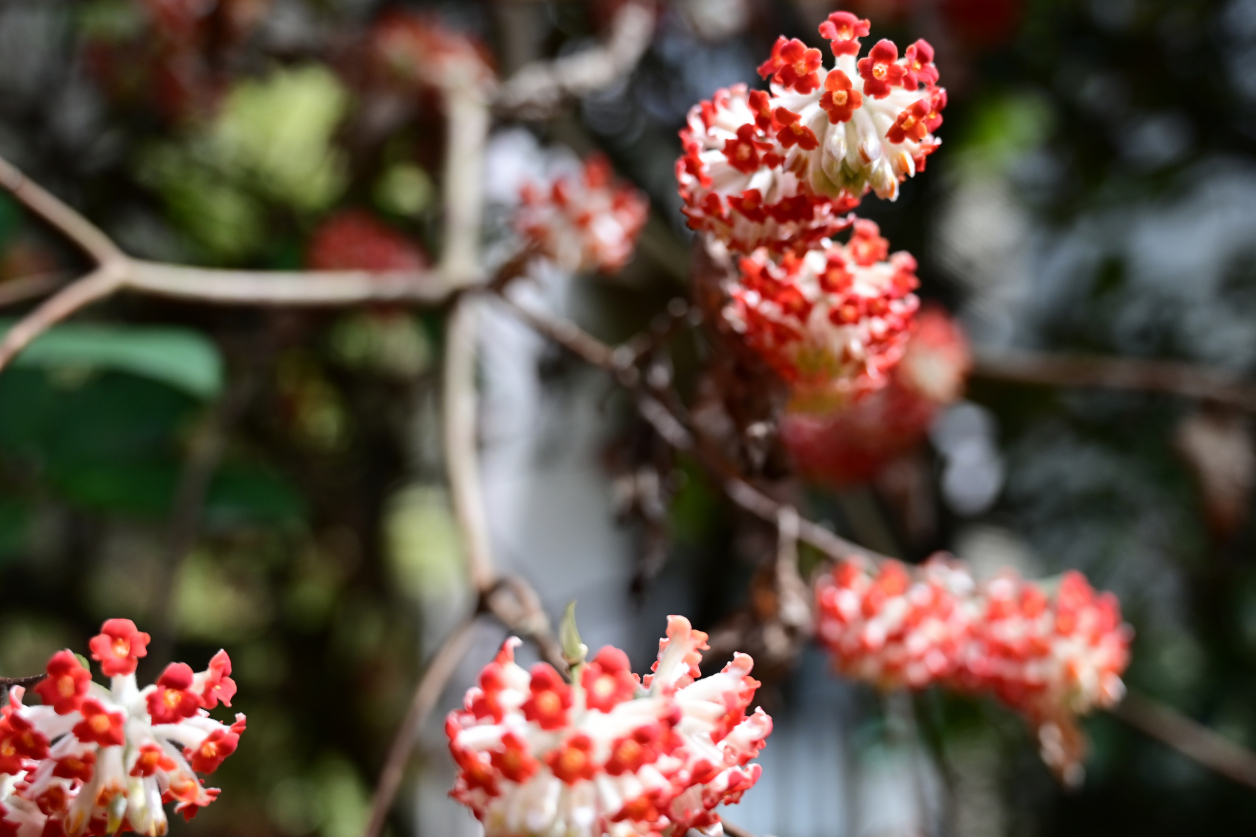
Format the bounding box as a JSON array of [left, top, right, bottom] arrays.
[[0, 321, 223, 399]]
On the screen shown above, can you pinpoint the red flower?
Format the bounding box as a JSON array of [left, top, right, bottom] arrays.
[[757, 37, 824, 94], [546, 734, 597, 784], [887, 98, 933, 144], [722, 124, 773, 174], [187, 728, 239, 774], [848, 219, 889, 266], [857, 40, 907, 98], [72, 700, 125, 747], [903, 40, 939, 87], [147, 663, 202, 724], [488, 732, 538, 784], [819, 69, 862, 124], [88, 619, 150, 677], [747, 89, 777, 132], [306, 210, 427, 273], [33, 651, 92, 715], [818, 12, 871, 56], [0, 711, 50, 773], [581, 648, 639, 712], [130, 743, 176, 777], [52, 751, 95, 783], [521, 664, 572, 730], [774, 108, 819, 151], [196, 650, 236, 710]]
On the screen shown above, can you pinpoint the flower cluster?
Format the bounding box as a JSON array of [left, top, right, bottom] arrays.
[[516, 155, 650, 275], [0, 619, 244, 837], [816, 557, 1131, 778], [373, 13, 496, 90], [676, 12, 945, 255], [446, 616, 771, 837], [306, 210, 428, 273], [723, 220, 920, 408], [780, 307, 971, 484]]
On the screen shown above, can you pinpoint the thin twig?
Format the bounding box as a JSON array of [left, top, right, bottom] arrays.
[[493, 1, 656, 119], [501, 291, 1256, 797], [0, 674, 46, 707], [360, 617, 478, 837], [721, 821, 758, 837], [0, 156, 125, 266], [439, 85, 490, 285], [0, 265, 125, 371], [972, 348, 1256, 412], [1112, 690, 1256, 790], [126, 261, 452, 305], [500, 292, 883, 564]]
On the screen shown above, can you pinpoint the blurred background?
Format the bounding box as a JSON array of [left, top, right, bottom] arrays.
[[3, 0, 1256, 834]]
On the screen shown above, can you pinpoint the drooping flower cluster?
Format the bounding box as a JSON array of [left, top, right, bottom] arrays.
[[677, 12, 945, 255], [446, 616, 771, 836], [0, 619, 244, 837], [516, 155, 650, 275], [780, 306, 972, 484], [816, 557, 1131, 779], [723, 220, 920, 408]]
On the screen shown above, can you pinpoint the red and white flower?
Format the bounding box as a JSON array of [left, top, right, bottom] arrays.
[[676, 13, 945, 254], [0, 619, 244, 837], [780, 306, 972, 485], [815, 558, 1132, 779], [446, 616, 771, 836], [816, 557, 977, 690], [516, 155, 650, 274], [723, 220, 920, 409]]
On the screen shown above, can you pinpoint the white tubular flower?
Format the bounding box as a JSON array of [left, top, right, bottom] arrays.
[[0, 620, 244, 837], [445, 616, 772, 836]]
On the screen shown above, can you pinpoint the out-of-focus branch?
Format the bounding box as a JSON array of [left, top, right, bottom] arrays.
[[439, 82, 491, 284], [502, 291, 1256, 798], [972, 348, 1256, 412], [0, 156, 125, 267], [499, 292, 882, 565], [0, 674, 46, 690], [493, 1, 655, 119], [360, 617, 478, 837], [0, 153, 463, 376], [721, 821, 759, 837], [444, 298, 497, 592], [1113, 690, 1256, 790]]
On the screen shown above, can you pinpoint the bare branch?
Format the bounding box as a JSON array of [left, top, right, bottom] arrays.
[[126, 261, 452, 305], [0, 156, 125, 267], [498, 292, 882, 565], [493, 2, 655, 119], [361, 617, 478, 837], [444, 297, 498, 592], [0, 265, 126, 371], [1112, 690, 1256, 790], [439, 87, 491, 284], [972, 348, 1256, 412], [721, 821, 759, 837]]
